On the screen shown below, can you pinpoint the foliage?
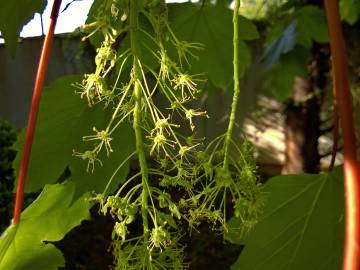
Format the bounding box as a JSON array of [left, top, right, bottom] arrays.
[[0, 0, 355, 269], [0, 182, 91, 270], [13, 75, 135, 198], [261, 5, 328, 101], [0, 0, 46, 55], [265, 45, 309, 101], [227, 167, 344, 270], [239, 0, 288, 20], [168, 3, 258, 88], [340, 0, 360, 25], [260, 21, 297, 70]]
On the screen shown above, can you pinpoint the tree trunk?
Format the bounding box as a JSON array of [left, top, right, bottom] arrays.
[[283, 77, 321, 173], [283, 45, 330, 174]]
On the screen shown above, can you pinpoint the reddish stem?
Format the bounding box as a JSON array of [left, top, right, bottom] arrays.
[[12, 0, 62, 225], [324, 1, 360, 269], [329, 76, 339, 171]]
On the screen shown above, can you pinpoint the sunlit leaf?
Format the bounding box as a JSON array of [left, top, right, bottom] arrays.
[[13, 75, 135, 197], [295, 6, 329, 48], [340, 0, 360, 25], [227, 167, 344, 270], [0, 182, 91, 270], [0, 0, 46, 55], [168, 3, 259, 88]]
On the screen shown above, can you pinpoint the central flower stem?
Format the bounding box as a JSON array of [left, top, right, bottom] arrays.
[[130, 0, 150, 258]]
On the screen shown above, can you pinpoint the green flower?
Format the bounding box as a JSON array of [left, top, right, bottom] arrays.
[[83, 127, 113, 156], [149, 226, 171, 250], [72, 150, 102, 173]]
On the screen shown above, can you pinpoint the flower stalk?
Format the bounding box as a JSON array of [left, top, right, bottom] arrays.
[[223, 0, 241, 169], [130, 0, 150, 262]]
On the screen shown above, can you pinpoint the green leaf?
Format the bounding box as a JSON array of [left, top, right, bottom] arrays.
[[295, 6, 329, 48], [216, 0, 230, 7], [260, 6, 327, 101], [340, 0, 360, 25], [265, 46, 309, 102], [264, 5, 328, 53], [84, 0, 130, 49], [13, 75, 82, 192], [13, 75, 135, 196], [227, 167, 344, 270], [0, 0, 46, 55], [69, 120, 135, 198], [168, 3, 259, 88], [84, 0, 106, 48], [117, 14, 159, 72], [0, 182, 91, 270], [260, 21, 297, 70]]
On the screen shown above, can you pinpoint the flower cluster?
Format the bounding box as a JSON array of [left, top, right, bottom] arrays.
[[75, 0, 264, 269], [184, 136, 264, 234]]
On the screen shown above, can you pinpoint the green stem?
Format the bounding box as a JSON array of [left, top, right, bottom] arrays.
[[130, 0, 150, 251], [223, 0, 241, 169]]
